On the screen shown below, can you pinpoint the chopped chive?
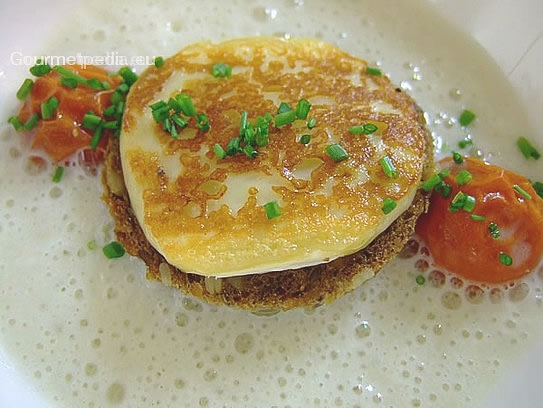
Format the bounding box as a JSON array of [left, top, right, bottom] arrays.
[[169, 122, 178, 139], [307, 117, 317, 129], [90, 125, 104, 149], [210, 62, 232, 78], [458, 137, 473, 149], [23, 112, 40, 131], [149, 100, 167, 111], [264, 201, 281, 219], [498, 252, 513, 267], [300, 134, 311, 145], [516, 136, 540, 160], [162, 117, 172, 133], [415, 275, 425, 285], [239, 110, 248, 136], [101, 81, 111, 90], [40, 96, 59, 120], [53, 66, 90, 87], [458, 109, 476, 126], [151, 105, 171, 123], [255, 129, 269, 147], [325, 144, 349, 162], [225, 136, 242, 156], [242, 144, 258, 159], [171, 113, 188, 129], [52, 166, 64, 183], [381, 197, 397, 214], [117, 83, 130, 94], [366, 66, 382, 76], [449, 191, 466, 212], [118, 66, 138, 86], [154, 56, 165, 68], [16, 78, 34, 100], [213, 144, 227, 159], [452, 151, 463, 164], [350, 123, 378, 135], [533, 181, 543, 199], [82, 112, 102, 130], [8, 116, 24, 131], [60, 76, 78, 89], [274, 109, 296, 127], [421, 169, 449, 192], [295, 98, 311, 120], [102, 241, 126, 259], [488, 223, 501, 239], [434, 181, 452, 198], [469, 214, 485, 221], [244, 123, 256, 145], [29, 62, 51, 77], [455, 169, 472, 186], [277, 102, 292, 114], [380, 156, 398, 178], [103, 105, 117, 117], [102, 120, 119, 130], [110, 91, 124, 105], [176, 93, 197, 116], [349, 125, 365, 135], [196, 113, 210, 132], [167, 97, 182, 113], [462, 194, 476, 212], [86, 78, 104, 90], [513, 184, 532, 200]]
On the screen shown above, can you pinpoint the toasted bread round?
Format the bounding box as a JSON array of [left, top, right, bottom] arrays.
[[103, 37, 433, 311]]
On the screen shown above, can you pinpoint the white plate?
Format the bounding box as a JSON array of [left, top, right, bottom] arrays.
[[0, 1, 542, 407]]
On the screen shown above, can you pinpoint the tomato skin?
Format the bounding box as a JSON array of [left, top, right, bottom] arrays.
[[18, 65, 121, 163], [416, 157, 543, 284]]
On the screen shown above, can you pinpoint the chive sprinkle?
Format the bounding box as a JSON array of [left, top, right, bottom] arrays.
[[102, 241, 126, 259], [154, 56, 165, 68], [90, 125, 104, 149], [295, 98, 311, 120], [52, 166, 64, 183], [300, 134, 311, 145], [29, 62, 51, 77], [381, 197, 397, 214], [274, 109, 296, 127], [239, 110, 248, 136], [8, 116, 24, 131], [117, 66, 138, 86], [40, 96, 59, 120], [23, 112, 40, 131], [458, 137, 473, 149], [366, 66, 382, 76], [176, 93, 197, 117], [452, 151, 463, 164], [455, 169, 472, 186], [211, 62, 232, 78], [380, 156, 398, 178], [16, 78, 34, 100], [264, 201, 281, 219], [307, 118, 317, 129], [82, 112, 102, 130], [196, 113, 210, 132], [469, 214, 485, 221], [434, 181, 452, 198], [516, 136, 540, 160], [415, 275, 425, 285], [533, 181, 543, 199], [60, 76, 78, 89], [488, 223, 501, 239], [213, 144, 227, 159], [462, 194, 476, 212], [498, 252, 513, 267], [513, 184, 532, 200], [326, 144, 349, 162], [458, 109, 476, 126], [277, 102, 292, 114], [421, 169, 450, 192]]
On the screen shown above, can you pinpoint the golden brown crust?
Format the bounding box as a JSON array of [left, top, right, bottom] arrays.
[[102, 120, 433, 311]]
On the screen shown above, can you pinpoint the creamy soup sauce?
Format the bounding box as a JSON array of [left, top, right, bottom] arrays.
[[1, 0, 543, 407]]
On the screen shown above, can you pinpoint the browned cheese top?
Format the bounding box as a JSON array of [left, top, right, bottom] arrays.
[[120, 37, 428, 277]]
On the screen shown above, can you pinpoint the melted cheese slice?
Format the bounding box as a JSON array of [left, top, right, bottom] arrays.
[[120, 37, 428, 277]]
